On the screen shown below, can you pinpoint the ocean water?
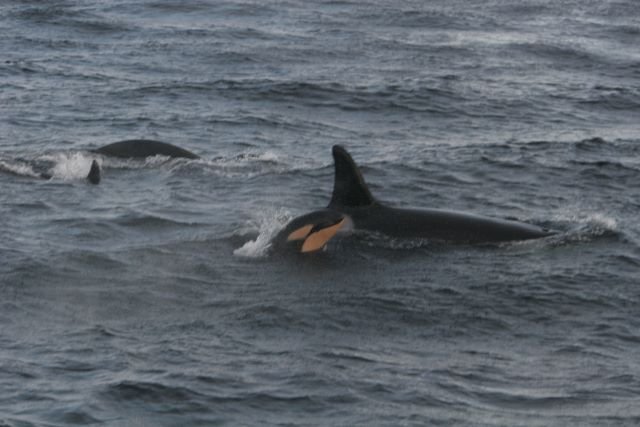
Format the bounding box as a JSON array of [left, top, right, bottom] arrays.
[[1, 0, 640, 425]]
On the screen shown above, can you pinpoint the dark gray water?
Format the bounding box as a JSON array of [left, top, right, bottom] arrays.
[[1, 1, 640, 425]]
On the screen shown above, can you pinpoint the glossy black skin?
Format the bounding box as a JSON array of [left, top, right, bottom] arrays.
[[331, 145, 554, 243], [338, 204, 552, 243], [86, 160, 101, 184], [271, 209, 345, 252], [93, 139, 200, 159], [274, 145, 554, 251]]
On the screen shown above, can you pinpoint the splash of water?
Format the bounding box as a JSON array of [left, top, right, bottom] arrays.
[[583, 213, 618, 231], [548, 210, 620, 244], [553, 211, 618, 232], [44, 152, 100, 181], [0, 159, 41, 178], [233, 208, 293, 258]]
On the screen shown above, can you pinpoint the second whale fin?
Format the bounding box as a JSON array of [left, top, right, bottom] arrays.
[[87, 159, 100, 184], [328, 145, 376, 209]]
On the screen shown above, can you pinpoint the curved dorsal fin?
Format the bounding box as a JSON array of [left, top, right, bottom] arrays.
[[328, 145, 375, 208]]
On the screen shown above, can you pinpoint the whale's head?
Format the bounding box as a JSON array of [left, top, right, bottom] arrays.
[[271, 209, 352, 254]]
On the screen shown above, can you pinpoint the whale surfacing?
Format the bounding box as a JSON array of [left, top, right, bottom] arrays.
[[272, 145, 554, 253], [93, 139, 200, 159]]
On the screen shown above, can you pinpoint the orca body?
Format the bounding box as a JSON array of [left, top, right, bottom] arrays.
[[93, 139, 200, 159], [273, 145, 554, 253]]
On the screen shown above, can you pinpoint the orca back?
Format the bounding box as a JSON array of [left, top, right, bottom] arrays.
[[94, 140, 200, 159]]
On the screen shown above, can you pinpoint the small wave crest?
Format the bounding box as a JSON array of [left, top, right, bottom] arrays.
[[200, 150, 313, 178], [233, 208, 292, 258], [580, 213, 618, 231], [550, 211, 620, 243], [560, 212, 617, 232], [96, 154, 177, 170], [98, 149, 299, 178]]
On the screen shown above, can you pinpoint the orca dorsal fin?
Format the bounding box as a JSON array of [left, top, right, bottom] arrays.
[[328, 145, 376, 208], [87, 160, 101, 185]]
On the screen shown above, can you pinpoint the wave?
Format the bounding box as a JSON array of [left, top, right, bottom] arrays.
[[96, 153, 181, 170], [512, 40, 602, 65], [112, 213, 201, 229], [571, 159, 640, 173], [1, 59, 41, 75], [0, 159, 42, 178], [102, 379, 321, 413], [578, 87, 640, 111], [91, 146, 315, 178], [11, 4, 131, 34], [546, 212, 622, 246], [121, 79, 465, 113]]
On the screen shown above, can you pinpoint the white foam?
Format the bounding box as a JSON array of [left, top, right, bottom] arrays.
[[44, 152, 100, 181], [195, 150, 322, 179], [143, 154, 174, 167], [0, 160, 41, 178], [216, 150, 282, 166], [549, 210, 619, 244], [553, 211, 618, 231], [233, 208, 293, 258], [583, 213, 618, 230], [244, 150, 280, 163], [90, 154, 178, 171]]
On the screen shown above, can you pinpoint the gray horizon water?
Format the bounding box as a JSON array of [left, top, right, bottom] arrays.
[[1, 1, 640, 425]]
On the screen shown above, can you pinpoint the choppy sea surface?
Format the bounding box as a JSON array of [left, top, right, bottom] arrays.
[[1, 1, 640, 425]]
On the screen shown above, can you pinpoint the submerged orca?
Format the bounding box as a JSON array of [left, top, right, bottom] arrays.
[[93, 139, 200, 159], [273, 145, 554, 253]]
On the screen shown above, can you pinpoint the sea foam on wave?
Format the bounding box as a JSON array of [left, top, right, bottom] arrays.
[[233, 208, 292, 258], [0, 159, 41, 178]]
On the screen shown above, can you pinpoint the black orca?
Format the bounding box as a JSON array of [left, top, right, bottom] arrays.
[[93, 139, 200, 159], [273, 145, 554, 253]]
